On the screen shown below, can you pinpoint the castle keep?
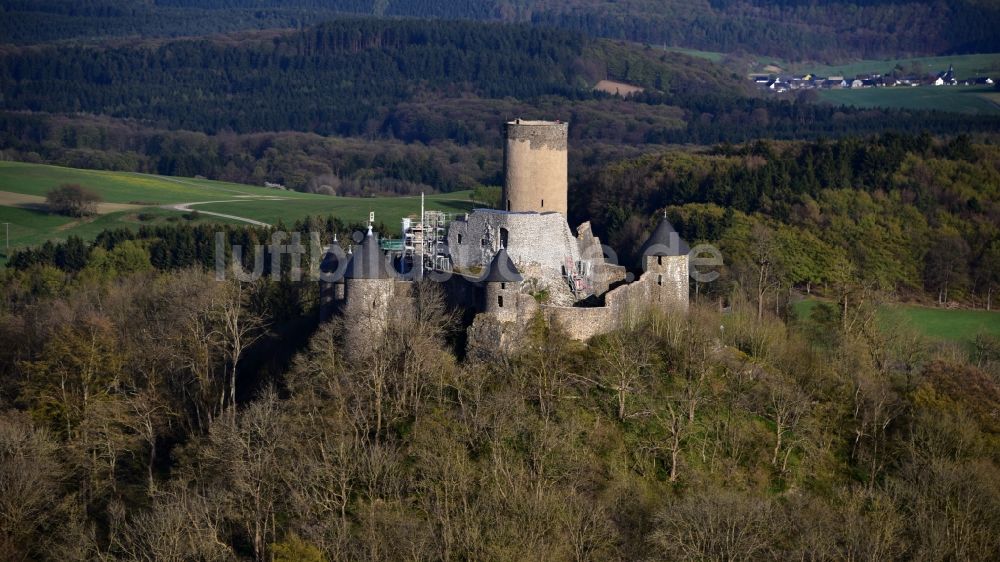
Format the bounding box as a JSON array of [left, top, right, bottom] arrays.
[[502, 120, 569, 215], [322, 119, 689, 350]]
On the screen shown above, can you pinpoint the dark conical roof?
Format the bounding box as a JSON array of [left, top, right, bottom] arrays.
[[320, 248, 341, 274], [480, 247, 523, 283], [639, 216, 690, 257], [345, 230, 393, 280]]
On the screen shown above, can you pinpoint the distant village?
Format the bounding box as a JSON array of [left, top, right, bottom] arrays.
[[752, 64, 994, 93]]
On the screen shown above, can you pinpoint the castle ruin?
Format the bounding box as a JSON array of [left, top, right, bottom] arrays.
[[322, 119, 690, 351]]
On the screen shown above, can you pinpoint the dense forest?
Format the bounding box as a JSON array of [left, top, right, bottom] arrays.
[[2, 0, 999, 59], [2, 19, 999, 195], [573, 134, 1000, 308], [1, 208, 999, 560]]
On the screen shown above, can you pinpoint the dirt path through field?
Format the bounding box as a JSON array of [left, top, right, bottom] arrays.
[[0, 190, 143, 213], [162, 197, 287, 227]]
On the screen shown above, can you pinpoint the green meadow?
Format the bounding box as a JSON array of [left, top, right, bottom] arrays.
[[796, 53, 1000, 80], [882, 306, 1000, 343], [0, 205, 240, 251], [664, 47, 725, 63], [192, 197, 473, 229], [794, 299, 1000, 344], [818, 85, 1000, 115], [0, 161, 283, 203], [0, 161, 475, 260]]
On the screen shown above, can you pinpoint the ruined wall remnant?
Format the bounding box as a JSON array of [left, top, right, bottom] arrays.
[[447, 210, 581, 277]]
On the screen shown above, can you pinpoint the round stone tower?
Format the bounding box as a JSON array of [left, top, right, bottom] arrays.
[[502, 119, 568, 215], [638, 216, 690, 314], [343, 228, 396, 353], [481, 247, 523, 324]]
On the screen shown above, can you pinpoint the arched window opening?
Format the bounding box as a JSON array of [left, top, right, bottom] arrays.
[[498, 295, 504, 308], [500, 227, 509, 249]]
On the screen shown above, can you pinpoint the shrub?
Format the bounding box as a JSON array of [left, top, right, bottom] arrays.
[[45, 183, 101, 217]]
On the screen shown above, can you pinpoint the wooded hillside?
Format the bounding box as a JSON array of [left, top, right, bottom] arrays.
[[1, 241, 998, 560], [3, 0, 999, 60]]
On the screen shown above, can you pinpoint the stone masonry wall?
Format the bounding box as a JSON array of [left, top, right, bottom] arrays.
[[535, 267, 685, 341], [448, 210, 580, 277], [575, 220, 626, 295], [646, 255, 689, 313], [541, 305, 615, 341]]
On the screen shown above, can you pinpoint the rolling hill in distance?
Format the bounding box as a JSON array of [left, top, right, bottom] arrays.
[[3, 0, 999, 60], [0, 161, 473, 252]]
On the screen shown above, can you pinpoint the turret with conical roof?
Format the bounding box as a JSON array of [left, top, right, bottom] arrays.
[[345, 227, 394, 280], [480, 247, 523, 283], [482, 247, 523, 322], [639, 213, 690, 313], [638, 215, 690, 263], [342, 227, 397, 354], [318, 237, 347, 320]]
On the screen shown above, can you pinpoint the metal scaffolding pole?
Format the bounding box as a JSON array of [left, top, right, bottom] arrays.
[[420, 192, 425, 280]]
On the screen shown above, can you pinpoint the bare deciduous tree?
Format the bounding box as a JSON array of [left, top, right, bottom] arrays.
[[649, 490, 780, 561], [594, 329, 653, 421]]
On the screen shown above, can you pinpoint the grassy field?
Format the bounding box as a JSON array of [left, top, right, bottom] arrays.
[[193, 197, 472, 228], [794, 299, 1000, 344], [795, 53, 1000, 79], [0, 162, 287, 203], [0, 161, 474, 260], [664, 47, 725, 63], [663, 47, 790, 70], [663, 49, 999, 80], [883, 306, 1000, 343], [818, 85, 1000, 115]]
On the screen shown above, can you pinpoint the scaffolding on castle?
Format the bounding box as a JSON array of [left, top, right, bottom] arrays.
[[564, 257, 592, 298], [402, 208, 456, 274]]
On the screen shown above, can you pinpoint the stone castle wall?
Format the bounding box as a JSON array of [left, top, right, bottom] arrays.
[[542, 305, 615, 341], [448, 210, 581, 277], [534, 265, 688, 341]]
